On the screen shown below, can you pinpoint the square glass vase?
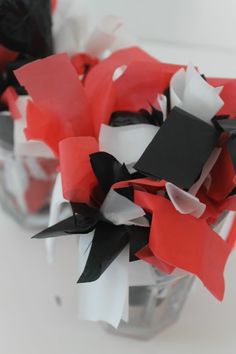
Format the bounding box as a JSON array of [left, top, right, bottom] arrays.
[[105, 269, 194, 340]]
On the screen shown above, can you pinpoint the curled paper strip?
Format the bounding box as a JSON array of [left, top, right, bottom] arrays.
[[166, 182, 206, 218]]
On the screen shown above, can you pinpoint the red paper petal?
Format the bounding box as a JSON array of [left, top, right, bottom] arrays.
[[59, 137, 98, 204], [114, 61, 183, 111], [208, 146, 236, 201], [25, 100, 65, 156], [1, 87, 20, 119], [71, 53, 99, 77], [51, 0, 57, 12], [226, 215, 236, 250], [85, 47, 159, 136], [136, 245, 175, 274], [112, 178, 166, 192], [134, 191, 231, 300], [15, 54, 92, 153]]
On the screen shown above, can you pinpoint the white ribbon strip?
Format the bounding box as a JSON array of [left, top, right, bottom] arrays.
[[78, 233, 129, 327]]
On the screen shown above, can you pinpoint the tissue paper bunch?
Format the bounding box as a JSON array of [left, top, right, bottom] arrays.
[[14, 45, 236, 326]]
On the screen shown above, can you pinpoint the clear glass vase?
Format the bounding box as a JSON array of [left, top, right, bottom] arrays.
[[0, 150, 57, 228], [105, 268, 194, 340]]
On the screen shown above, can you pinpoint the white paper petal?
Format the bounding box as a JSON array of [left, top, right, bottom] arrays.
[[183, 73, 223, 123], [85, 15, 123, 58], [14, 96, 54, 158], [166, 182, 206, 218], [78, 234, 129, 328], [170, 67, 186, 108], [99, 123, 159, 165], [46, 174, 70, 263], [189, 148, 222, 196], [53, 0, 89, 56], [170, 65, 224, 123], [100, 189, 145, 225]]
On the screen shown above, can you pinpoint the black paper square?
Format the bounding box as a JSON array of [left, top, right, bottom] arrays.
[[134, 107, 219, 189]]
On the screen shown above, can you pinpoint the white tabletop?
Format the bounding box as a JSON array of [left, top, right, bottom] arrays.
[[1, 38, 236, 353]]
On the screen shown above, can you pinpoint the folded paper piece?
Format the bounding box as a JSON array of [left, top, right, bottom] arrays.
[[166, 182, 206, 218]]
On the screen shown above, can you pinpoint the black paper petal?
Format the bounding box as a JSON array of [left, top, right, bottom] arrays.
[[78, 222, 129, 283], [126, 225, 150, 262], [114, 186, 134, 202], [0, 0, 53, 58], [32, 214, 98, 239], [90, 152, 132, 194], [134, 107, 219, 189], [110, 107, 163, 127]]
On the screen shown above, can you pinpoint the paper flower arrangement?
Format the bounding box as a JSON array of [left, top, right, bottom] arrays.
[[1, 0, 236, 329], [12, 45, 236, 326]]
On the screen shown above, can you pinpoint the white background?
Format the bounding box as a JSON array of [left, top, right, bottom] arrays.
[[1, 0, 236, 353]]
